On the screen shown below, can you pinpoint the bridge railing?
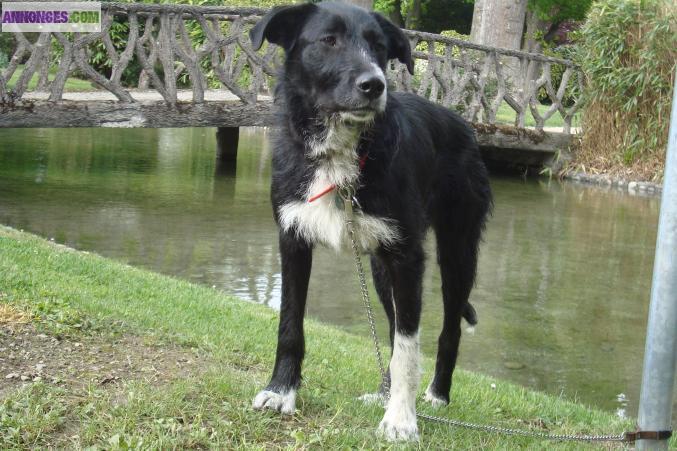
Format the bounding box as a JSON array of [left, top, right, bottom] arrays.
[[0, 2, 582, 133], [394, 30, 582, 133]]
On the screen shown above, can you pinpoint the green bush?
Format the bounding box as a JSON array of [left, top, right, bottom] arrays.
[[0, 33, 15, 69], [537, 41, 581, 107], [577, 0, 676, 180], [87, 18, 144, 86], [415, 30, 468, 58]]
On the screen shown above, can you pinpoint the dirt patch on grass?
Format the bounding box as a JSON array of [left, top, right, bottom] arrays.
[[0, 304, 31, 326], [0, 321, 205, 399]]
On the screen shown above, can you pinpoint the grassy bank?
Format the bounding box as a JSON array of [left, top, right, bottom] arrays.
[[0, 226, 636, 449], [6, 65, 96, 92], [494, 102, 579, 129]]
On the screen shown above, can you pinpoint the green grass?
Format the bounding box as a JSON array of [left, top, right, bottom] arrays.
[[494, 102, 580, 129], [0, 225, 643, 449], [5, 65, 96, 92]]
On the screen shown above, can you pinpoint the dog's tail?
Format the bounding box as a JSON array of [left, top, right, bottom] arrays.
[[462, 302, 478, 326]]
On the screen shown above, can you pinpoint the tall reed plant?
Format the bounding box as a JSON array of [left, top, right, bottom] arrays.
[[576, 0, 675, 181]]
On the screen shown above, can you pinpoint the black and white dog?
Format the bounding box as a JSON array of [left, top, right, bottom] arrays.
[[249, 2, 491, 441]]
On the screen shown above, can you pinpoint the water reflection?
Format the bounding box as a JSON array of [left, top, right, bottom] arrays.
[[0, 127, 673, 424]]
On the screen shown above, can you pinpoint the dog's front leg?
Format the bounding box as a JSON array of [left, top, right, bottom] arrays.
[[252, 231, 312, 415], [378, 245, 424, 441]]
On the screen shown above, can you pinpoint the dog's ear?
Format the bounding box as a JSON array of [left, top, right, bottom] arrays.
[[370, 13, 414, 75], [250, 4, 317, 52]]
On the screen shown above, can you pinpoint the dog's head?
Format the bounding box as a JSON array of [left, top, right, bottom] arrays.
[[250, 2, 413, 122]]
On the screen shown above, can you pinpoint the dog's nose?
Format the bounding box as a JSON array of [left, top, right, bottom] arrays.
[[356, 74, 385, 100]]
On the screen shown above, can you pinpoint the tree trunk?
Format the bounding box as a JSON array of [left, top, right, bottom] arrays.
[[405, 0, 422, 30], [470, 0, 528, 82], [388, 0, 404, 27], [523, 10, 547, 54], [470, 0, 527, 49], [522, 9, 548, 102], [342, 0, 373, 11]]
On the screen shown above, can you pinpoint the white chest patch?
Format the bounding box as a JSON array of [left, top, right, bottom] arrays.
[[278, 116, 399, 252]]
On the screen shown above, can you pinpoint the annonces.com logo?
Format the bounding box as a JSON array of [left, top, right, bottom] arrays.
[[1, 2, 101, 32]]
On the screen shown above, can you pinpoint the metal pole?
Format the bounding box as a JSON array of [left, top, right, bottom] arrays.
[[636, 85, 677, 450]]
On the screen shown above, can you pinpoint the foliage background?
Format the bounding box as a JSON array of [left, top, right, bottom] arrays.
[[0, 34, 12, 68], [574, 0, 676, 181]]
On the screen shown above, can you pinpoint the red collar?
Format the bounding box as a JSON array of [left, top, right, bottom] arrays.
[[308, 153, 368, 203]]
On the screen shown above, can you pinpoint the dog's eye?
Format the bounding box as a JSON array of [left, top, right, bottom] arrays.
[[320, 35, 337, 47]]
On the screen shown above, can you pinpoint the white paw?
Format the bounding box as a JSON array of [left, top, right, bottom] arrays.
[[252, 389, 296, 415], [378, 409, 419, 441], [358, 392, 386, 406], [424, 384, 448, 408]]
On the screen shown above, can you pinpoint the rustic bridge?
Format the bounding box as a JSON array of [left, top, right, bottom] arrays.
[[0, 2, 582, 166]]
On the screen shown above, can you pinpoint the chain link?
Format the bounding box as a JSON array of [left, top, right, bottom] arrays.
[[345, 218, 628, 443]]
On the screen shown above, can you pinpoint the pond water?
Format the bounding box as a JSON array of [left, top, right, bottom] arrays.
[[1, 127, 673, 424]]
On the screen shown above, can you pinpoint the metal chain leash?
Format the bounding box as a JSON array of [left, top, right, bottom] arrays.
[[414, 413, 626, 442], [346, 213, 390, 395], [344, 212, 628, 443]]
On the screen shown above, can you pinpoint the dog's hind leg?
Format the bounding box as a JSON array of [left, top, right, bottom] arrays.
[[425, 204, 485, 407], [252, 231, 312, 415], [376, 243, 424, 441], [358, 256, 395, 405]]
